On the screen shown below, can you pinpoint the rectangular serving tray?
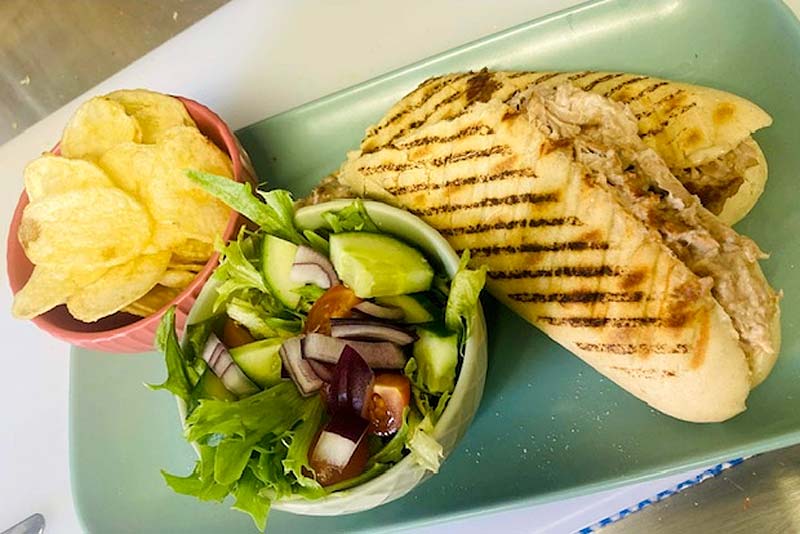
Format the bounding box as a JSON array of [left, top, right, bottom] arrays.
[[70, 0, 800, 532]]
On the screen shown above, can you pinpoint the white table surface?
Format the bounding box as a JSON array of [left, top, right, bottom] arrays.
[[2, 1, 798, 532]]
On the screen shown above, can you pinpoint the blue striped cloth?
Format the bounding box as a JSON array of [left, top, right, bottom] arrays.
[[577, 458, 746, 533]]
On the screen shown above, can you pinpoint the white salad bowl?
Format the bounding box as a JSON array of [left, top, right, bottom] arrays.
[[180, 199, 488, 516]]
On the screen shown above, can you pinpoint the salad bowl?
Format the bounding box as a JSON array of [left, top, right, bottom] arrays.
[[170, 198, 488, 520]]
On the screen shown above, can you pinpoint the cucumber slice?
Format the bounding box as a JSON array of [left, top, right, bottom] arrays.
[[193, 369, 237, 401], [412, 326, 458, 394], [329, 232, 433, 298], [262, 235, 302, 308], [375, 294, 436, 324], [229, 339, 283, 388]]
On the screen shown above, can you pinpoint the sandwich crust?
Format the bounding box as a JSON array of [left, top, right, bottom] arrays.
[[338, 81, 780, 422]]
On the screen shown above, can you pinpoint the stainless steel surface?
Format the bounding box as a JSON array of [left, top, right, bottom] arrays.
[[1, 513, 45, 534], [602, 444, 800, 533], [1, 2, 799, 533], [0, 0, 227, 145]]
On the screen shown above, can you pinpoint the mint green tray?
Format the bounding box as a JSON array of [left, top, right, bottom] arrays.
[[70, 1, 800, 532]]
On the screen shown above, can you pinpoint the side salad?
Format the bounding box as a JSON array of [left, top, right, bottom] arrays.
[[150, 171, 486, 531]]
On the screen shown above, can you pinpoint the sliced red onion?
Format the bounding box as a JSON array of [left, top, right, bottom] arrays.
[[353, 301, 404, 321], [311, 411, 369, 468], [202, 334, 260, 397], [290, 245, 339, 289], [302, 333, 407, 369], [279, 336, 323, 396], [330, 318, 417, 345], [328, 345, 374, 416]]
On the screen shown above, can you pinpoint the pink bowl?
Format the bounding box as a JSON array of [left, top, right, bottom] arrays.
[[6, 96, 257, 353]]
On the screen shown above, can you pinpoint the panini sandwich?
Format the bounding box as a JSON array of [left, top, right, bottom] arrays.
[[331, 74, 780, 422]]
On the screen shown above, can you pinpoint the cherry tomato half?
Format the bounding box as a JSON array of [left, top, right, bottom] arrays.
[[366, 373, 411, 436], [308, 426, 370, 487], [304, 285, 361, 335], [221, 318, 255, 348]]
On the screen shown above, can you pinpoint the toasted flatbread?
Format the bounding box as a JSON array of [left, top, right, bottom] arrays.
[[358, 70, 771, 224], [338, 81, 780, 422]]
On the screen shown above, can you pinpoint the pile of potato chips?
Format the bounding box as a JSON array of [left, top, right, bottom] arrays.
[[12, 89, 235, 323]]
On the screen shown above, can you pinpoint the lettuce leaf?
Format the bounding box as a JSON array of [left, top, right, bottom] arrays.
[[368, 407, 411, 466], [226, 296, 300, 339], [168, 382, 325, 530], [407, 392, 450, 473], [408, 423, 444, 473], [251, 446, 293, 501], [444, 250, 487, 338], [183, 318, 218, 384], [162, 444, 231, 502], [322, 199, 379, 233], [232, 468, 270, 532], [282, 395, 325, 491], [148, 307, 194, 406], [187, 170, 304, 244], [186, 381, 308, 441], [212, 230, 268, 311], [303, 229, 330, 255]]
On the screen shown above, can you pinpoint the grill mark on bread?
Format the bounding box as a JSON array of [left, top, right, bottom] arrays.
[[358, 145, 510, 175], [439, 216, 582, 236], [416, 75, 443, 89], [509, 291, 643, 303], [609, 366, 677, 378], [409, 191, 558, 216], [621, 81, 668, 104], [539, 316, 663, 327], [567, 70, 596, 82], [507, 71, 532, 79], [635, 89, 686, 119], [503, 72, 565, 105], [581, 72, 624, 91], [386, 167, 537, 195], [429, 89, 467, 114], [602, 76, 648, 98], [376, 76, 457, 131], [489, 265, 621, 280], [641, 103, 698, 137], [576, 342, 689, 354], [393, 124, 494, 149], [531, 72, 564, 85], [469, 240, 609, 257]]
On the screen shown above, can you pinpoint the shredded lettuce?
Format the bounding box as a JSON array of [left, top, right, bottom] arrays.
[[321, 199, 379, 233], [187, 170, 304, 244], [444, 250, 487, 338]]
